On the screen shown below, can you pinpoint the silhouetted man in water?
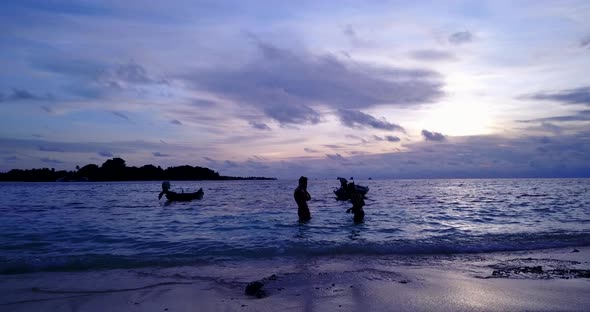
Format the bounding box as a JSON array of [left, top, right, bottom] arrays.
[[294, 176, 311, 222], [346, 182, 365, 223]]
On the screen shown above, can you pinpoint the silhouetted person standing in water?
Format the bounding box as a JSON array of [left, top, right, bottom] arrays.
[[294, 176, 311, 222], [346, 182, 365, 223]]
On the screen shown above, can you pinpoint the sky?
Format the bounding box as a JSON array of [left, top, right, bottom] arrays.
[[1, 0, 590, 179]]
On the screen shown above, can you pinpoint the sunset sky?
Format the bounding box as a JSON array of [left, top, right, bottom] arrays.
[[1, 0, 589, 178]]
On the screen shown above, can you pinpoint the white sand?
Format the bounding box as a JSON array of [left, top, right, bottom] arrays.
[[1, 247, 589, 311]]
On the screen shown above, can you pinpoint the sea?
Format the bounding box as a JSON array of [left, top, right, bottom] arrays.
[[1, 178, 589, 274]]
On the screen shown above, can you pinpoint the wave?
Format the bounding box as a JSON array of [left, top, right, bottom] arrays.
[[2, 231, 589, 275]]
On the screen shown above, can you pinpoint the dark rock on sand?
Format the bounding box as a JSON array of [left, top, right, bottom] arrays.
[[245, 274, 280, 298], [489, 266, 590, 279], [245, 281, 264, 296], [245, 280, 268, 298], [492, 266, 543, 278]]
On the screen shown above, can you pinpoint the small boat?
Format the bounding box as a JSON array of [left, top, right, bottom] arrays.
[[158, 181, 204, 201], [334, 177, 369, 200]]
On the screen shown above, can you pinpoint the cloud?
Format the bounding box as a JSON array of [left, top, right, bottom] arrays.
[[170, 119, 182, 125], [111, 111, 130, 121], [410, 50, 455, 61], [181, 41, 444, 125], [385, 135, 401, 142], [38, 145, 65, 152], [449, 31, 473, 45], [343, 24, 363, 46], [257, 132, 590, 179], [539, 122, 563, 134], [0, 89, 53, 102], [521, 86, 590, 105], [0, 138, 210, 161], [153, 152, 170, 157], [422, 129, 446, 141], [99, 60, 168, 88], [191, 99, 217, 108], [114, 61, 153, 84], [304, 147, 320, 153], [343, 24, 357, 39], [581, 35, 590, 48], [40, 157, 63, 164], [338, 109, 405, 131], [4, 156, 19, 162], [223, 160, 239, 168], [8, 89, 37, 100], [323, 144, 345, 150], [249, 121, 271, 130], [33, 58, 166, 101], [326, 153, 346, 161], [345, 134, 368, 144], [517, 110, 590, 123]]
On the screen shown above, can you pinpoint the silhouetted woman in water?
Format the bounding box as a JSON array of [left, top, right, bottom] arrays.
[[346, 182, 365, 223], [294, 176, 311, 222]]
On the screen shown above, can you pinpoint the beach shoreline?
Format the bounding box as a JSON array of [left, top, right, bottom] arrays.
[[1, 246, 589, 312]]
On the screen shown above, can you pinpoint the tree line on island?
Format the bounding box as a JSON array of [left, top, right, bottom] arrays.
[[0, 157, 276, 182]]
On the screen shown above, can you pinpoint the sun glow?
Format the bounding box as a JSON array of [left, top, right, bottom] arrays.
[[414, 100, 494, 137]]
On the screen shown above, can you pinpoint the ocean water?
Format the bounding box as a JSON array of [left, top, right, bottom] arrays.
[[1, 179, 589, 274]]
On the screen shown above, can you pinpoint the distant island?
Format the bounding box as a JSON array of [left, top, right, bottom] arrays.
[[0, 157, 276, 182]]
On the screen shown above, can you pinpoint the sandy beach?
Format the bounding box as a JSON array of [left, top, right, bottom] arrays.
[[1, 246, 588, 312]]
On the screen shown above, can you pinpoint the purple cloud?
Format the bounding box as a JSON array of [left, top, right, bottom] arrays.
[[4, 156, 19, 162], [40, 157, 63, 164], [517, 110, 590, 123], [38, 145, 65, 152], [249, 121, 271, 130], [449, 31, 473, 45], [521, 86, 590, 106], [111, 111, 130, 121], [385, 135, 401, 142], [422, 130, 446, 141], [203, 157, 217, 163], [153, 152, 170, 157], [114, 61, 152, 84], [0, 89, 53, 102], [223, 160, 239, 168], [410, 49, 455, 61], [338, 110, 405, 132], [326, 153, 346, 161], [181, 41, 444, 125]]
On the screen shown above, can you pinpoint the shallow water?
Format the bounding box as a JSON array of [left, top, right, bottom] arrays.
[[1, 178, 589, 273]]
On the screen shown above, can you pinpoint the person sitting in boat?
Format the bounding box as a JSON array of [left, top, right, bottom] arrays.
[[294, 176, 312, 222], [158, 181, 204, 201], [158, 181, 171, 200], [346, 182, 365, 223]]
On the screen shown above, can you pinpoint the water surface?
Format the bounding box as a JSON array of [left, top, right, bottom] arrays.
[[1, 179, 589, 273]]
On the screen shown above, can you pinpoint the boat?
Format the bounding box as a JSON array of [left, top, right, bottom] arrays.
[[334, 177, 369, 200], [158, 181, 204, 201]]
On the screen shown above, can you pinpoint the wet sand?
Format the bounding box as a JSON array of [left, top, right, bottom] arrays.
[[1, 247, 589, 311]]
